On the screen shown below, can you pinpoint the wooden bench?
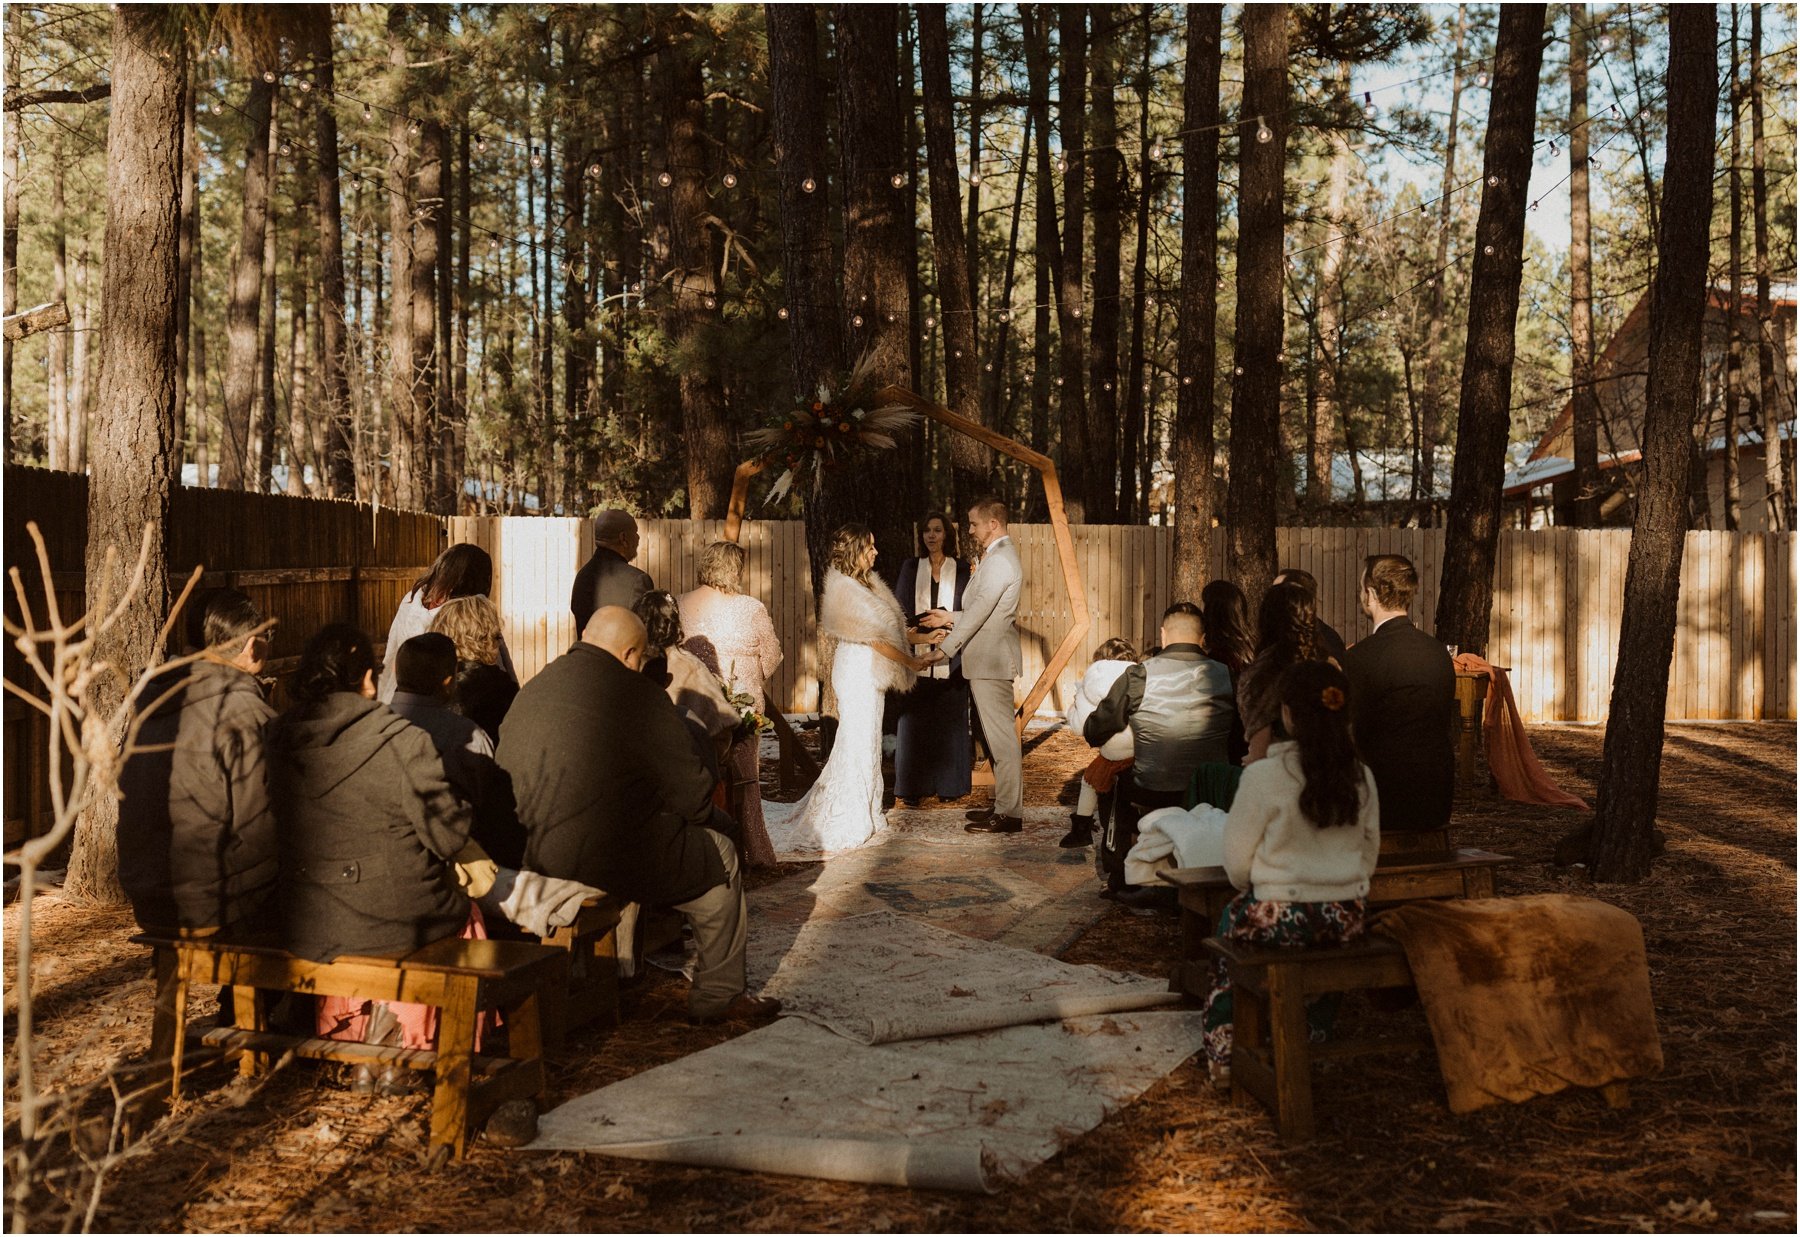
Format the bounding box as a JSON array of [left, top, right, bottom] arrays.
[[133, 933, 569, 1164], [1203, 934, 1630, 1142], [539, 894, 625, 1046], [1163, 838, 1514, 999]]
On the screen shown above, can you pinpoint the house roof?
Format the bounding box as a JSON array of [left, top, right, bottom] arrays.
[[1503, 421, 1794, 497]]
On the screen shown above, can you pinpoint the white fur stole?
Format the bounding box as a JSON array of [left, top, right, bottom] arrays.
[[820, 569, 917, 695]]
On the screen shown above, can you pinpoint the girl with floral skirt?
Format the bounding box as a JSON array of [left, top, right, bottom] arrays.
[[1201, 659, 1381, 1080]]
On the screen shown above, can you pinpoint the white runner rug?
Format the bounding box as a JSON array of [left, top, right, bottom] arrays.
[[750, 910, 1180, 1043], [528, 1011, 1207, 1192]]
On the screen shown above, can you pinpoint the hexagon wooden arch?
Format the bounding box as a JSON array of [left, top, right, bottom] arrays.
[[723, 384, 1089, 740]]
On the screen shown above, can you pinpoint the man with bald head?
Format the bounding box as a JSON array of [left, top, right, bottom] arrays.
[[496, 606, 777, 1024], [570, 509, 654, 638], [1083, 602, 1238, 896]]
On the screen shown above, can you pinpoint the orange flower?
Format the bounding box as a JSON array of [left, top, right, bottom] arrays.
[[1320, 686, 1346, 711], [811, 400, 825, 412], [814, 436, 826, 447], [838, 421, 851, 432]]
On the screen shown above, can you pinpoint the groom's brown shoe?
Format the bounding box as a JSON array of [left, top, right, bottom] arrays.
[[965, 806, 996, 821], [964, 815, 1022, 834]]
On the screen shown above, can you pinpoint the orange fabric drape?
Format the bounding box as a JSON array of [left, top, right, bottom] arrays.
[[1453, 652, 1589, 810]]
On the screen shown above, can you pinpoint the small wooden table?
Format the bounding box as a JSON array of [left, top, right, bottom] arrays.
[[1452, 669, 1491, 793]]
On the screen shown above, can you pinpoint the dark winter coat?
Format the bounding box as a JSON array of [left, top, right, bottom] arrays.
[[454, 659, 518, 746], [117, 659, 279, 935], [1344, 616, 1455, 833], [496, 642, 729, 906], [569, 547, 654, 638], [269, 692, 472, 961]]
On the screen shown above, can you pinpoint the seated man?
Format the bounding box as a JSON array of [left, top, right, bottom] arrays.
[[390, 632, 527, 870], [1271, 566, 1349, 667], [118, 588, 277, 938], [496, 606, 777, 1025], [570, 509, 653, 637], [1084, 604, 1237, 897], [1343, 553, 1455, 834]]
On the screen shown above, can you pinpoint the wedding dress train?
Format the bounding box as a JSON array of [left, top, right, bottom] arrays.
[[763, 641, 888, 857]]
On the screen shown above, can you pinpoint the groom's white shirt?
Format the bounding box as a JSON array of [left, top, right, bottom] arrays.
[[941, 534, 1022, 681]]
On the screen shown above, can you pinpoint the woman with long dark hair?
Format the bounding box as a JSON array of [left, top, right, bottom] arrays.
[[1236, 581, 1332, 762], [1200, 658, 1379, 1083], [1198, 579, 1256, 675], [270, 623, 485, 1088], [379, 543, 516, 701], [892, 514, 973, 806]]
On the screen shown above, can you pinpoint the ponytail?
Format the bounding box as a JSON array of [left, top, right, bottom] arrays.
[[1276, 659, 1362, 829]]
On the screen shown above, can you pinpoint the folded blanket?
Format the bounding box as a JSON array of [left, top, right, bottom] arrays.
[[1374, 894, 1663, 1113], [1454, 652, 1589, 810], [1124, 804, 1228, 887], [478, 868, 605, 939]]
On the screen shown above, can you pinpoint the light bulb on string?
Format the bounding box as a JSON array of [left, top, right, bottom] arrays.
[[1233, 366, 1244, 376], [883, 313, 895, 323], [777, 306, 790, 320], [658, 170, 673, 187], [722, 172, 738, 188], [1362, 92, 1376, 119], [998, 309, 1011, 323], [953, 349, 963, 358], [924, 315, 937, 329], [985, 362, 995, 372], [279, 142, 290, 156], [852, 314, 865, 328], [801, 177, 817, 193], [704, 296, 718, 310], [1255, 121, 1273, 144], [299, 80, 312, 94], [1057, 154, 1069, 174], [1529, 200, 1539, 212], [1103, 381, 1113, 391], [1071, 305, 1083, 319], [1181, 376, 1193, 386], [890, 172, 905, 188], [1476, 71, 1490, 88], [587, 163, 601, 179], [968, 169, 982, 187], [262, 70, 276, 84], [362, 105, 373, 122], [1055, 377, 1064, 387], [477, 136, 488, 153], [1483, 244, 1495, 255], [1150, 138, 1164, 160], [531, 151, 544, 169], [1487, 175, 1500, 187], [409, 119, 421, 137], [1599, 34, 1614, 52]]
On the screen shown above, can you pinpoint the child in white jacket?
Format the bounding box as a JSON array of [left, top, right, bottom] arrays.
[[1060, 637, 1139, 849], [1201, 658, 1380, 1082]]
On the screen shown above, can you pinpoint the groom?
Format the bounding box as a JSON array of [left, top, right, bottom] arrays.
[[925, 497, 1024, 834]]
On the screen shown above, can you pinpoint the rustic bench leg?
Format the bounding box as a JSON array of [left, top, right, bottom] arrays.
[[590, 929, 621, 1028], [1462, 866, 1496, 900], [429, 979, 480, 1162], [1231, 980, 1266, 1111], [232, 984, 268, 1077], [1266, 966, 1315, 1142], [149, 950, 191, 1099]]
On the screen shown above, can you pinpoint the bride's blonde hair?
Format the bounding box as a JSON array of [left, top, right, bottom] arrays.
[[828, 523, 876, 587]]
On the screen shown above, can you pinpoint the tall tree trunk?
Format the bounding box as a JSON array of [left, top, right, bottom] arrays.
[[219, 76, 275, 491], [1432, 5, 1548, 653], [1720, 7, 1743, 530], [919, 4, 990, 507], [986, 108, 1030, 432], [66, 4, 187, 906], [766, 3, 851, 611], [964, 2, 984, 312], [174, 76, 196, 480], [69, 240, 91, 473], [2, 4, 20, 459], [663, 33, 733, 519], [1310, 61, 1351, 513], [286, 240, 311, 496], [312, 4, 354, 497], [538, 67, 557, 509], [254, 100, 280, 494], [1119, 5, 1154, 524], [1224, 3, 1288, 607], [48, 130, 70, 470], [837, 3, 918, 566], [1569, 4, 1601, 526], [1054, 4, 1092, 521], [455, 119, 472, 508], [1419, 6, 1467, 507], [1589, 5, 1717, 883], [1171, 4, 1222, 602], [411, 106, 443, 513], [1087, 5, 1124, 521], [1024, 6, 1057, 519], [901, 11, 927, 506], [1750, 7, 1789, 529], [387, 5, 418, 507]]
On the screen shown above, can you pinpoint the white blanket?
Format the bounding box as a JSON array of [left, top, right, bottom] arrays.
[[1124, 804, 1229, 888]]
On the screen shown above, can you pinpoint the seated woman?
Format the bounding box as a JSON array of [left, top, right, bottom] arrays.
[[1236, 581, 1334, 764], [429, 593, 518, 745], [1059, 636, 1140, 849], [378, 543, 516, 702], [1201, 659, 1380, 1084], [269, 623, 488, 1091]]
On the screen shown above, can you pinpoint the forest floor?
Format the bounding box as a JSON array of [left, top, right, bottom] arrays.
[[4, 721, 1794, 1233]]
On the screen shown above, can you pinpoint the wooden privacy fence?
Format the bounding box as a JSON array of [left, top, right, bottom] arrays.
[[4, 466, 443, 846], [448, 516, 1796, 725]]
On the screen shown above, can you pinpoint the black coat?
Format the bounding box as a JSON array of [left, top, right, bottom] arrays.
[[117, 659, 278, 935], [497, 642, 729, 906], [569, 547, 653, 637], [269, 692, 472, 961], [454, 659, 518, 746], [1343, 617, 1455, 833]]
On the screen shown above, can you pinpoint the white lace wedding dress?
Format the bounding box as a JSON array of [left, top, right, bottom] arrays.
[[763, 640, 888, 857]]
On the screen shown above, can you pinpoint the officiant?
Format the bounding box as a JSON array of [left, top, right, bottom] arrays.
[[893, 514, 972, 806]]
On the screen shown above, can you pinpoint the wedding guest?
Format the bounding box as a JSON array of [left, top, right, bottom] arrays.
[[378, 543, 515, 701], [1059, 637, 1140, 849], [1272, 566, 1349, 667], [679, 541, 783, 867], [570, 509, 653, 636], [1198, 580, 1257, 676], [635, 589, 741, 760], [429, 594, 517, 745], [893, 514, 972, 806], [1237, 581, 1334, 763], [1343, 554, 1455, 834], [1202, 659, 1380, 1083]]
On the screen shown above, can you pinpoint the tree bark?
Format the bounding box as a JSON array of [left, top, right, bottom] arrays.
[[988, 106, 1031, 445], [1083, 6, 1124, 521], [48, 130, 70, 470], [1432, 4, 1547, 653], [69, 240, 90, 473], [311, 4, 354, 497], [1418, 6, 1466, 507], [1309, 60, 1352, 513], [254, 98, 280, 493], [1054, 5, 1092, 521], [1023, 6, 1058, 519], [1590, 4, 1717, 884], [1119, 5, 1154, 524], [1569, 4, 1601, 526], [3, 4, 19, 460], [219, 75, 274, 490], [386, 6, 417, 506], [66, 4, 187, 906], [964, 3, 984, 313], [919, 4, 991, 508], [1224, 3, 1288, 607], [1750, 7, 1789, 529], [413, 107, 444, 513], [837, 3, 918, 565], [1720, 7, 1743, 530], [1172, 3, 1222, 602], [286, 235, 311, 496], [173, 77, 196, 480], [455, 119, 472, 508]]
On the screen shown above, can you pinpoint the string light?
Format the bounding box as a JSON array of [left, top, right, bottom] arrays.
[[1483, 244, 1495, 255], [1362, 92, 1376, 119], [890, 173, 906, 188], [968, 170, 982, 187], [587, 163, 600, 178], [1057, 155, 1068, 173], [1181, 376, 1193, 386], [657, 170, 672, 187], [722, 172, 739, 188], [704, 296, 717, 309], [852, 314, 865, 327], [1150, 138, 1164, 160], [299, 80, 312, 94], [801, 177, 817, 193], [1599, 34, 1614, 52], [262, 70, 276, 84], [1255, 122, 1273, 144], [408, 119, 421, 136], [476, 136, 488, 153], [1476, 71, 1490, 88], [998, 309, 1011, 323], [924, 315, 937, 328], [777, 306, 790, 320]]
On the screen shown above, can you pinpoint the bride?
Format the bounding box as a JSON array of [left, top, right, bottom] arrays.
[[764, 524, 938, 857]]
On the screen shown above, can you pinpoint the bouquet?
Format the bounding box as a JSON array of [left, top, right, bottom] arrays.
[[742, 350, 918, 504], [727, 683, 772, 742]]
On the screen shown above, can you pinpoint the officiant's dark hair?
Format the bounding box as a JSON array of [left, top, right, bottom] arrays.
[[829, 523, 876, 586], [915, 513, 960, 559]]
